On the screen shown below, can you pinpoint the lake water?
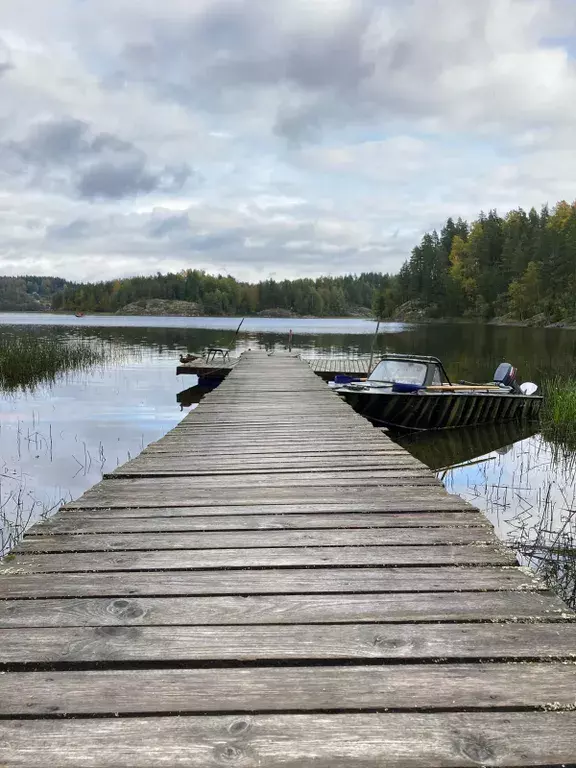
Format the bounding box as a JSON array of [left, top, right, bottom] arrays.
[[1, 313, 575, 605]]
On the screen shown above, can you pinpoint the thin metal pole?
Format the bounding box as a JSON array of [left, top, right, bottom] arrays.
[[367, 320, 381, 375], [230, 317, 245, 346]]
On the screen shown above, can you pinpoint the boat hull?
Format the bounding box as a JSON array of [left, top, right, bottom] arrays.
[[338, 390, 543, 431]]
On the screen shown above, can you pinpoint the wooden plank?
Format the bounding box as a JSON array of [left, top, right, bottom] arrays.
[[2, 713, 576, 768], [2, 664, 576, 715], [117, 458, 423, 474], [60, 498, 475, 515], [0, 566, 541, 598], [29, 511, 490, 535], [1, 543, 517, 572], [71, 484, 447, 508], [105, 469, 436, 484], [16, 527, 497, 554], [113, 463, 425, 477], [0, 591, 568, 628], [2, 622, 573, 665], [142, 448, 409, 457]]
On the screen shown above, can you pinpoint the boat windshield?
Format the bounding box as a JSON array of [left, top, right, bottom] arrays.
[[369, 359, 428, 385]]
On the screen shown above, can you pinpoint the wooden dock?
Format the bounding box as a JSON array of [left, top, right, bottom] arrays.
[[177, 353, 371, 380], [1, 351, 576, 767], [176, 358, 237, 377], [305, 355, 370, 380]]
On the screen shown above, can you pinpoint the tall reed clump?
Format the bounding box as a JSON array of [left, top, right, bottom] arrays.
[[0, 333, 107, 392], [542, 376, 576, 426], [538, 375, 576, 453]]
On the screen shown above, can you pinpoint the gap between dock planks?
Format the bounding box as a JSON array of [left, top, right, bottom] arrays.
[[1, 350, 575, 768]]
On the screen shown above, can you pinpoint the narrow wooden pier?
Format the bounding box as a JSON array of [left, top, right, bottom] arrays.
[[1, 352, 575, 767]]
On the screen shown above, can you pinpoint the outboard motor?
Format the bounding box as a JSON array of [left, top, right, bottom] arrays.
[[493, 362, 521, 393]]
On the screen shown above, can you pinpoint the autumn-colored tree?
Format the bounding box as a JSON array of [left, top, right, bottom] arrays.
[[507, 261, 542, 319]]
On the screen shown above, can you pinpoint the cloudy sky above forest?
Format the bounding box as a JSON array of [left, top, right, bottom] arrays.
[[1, 0, 576, 282]]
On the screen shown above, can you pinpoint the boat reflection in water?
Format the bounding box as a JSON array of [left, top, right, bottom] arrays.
[[395, 419, 575, 611], [392, 419, 540, 472]]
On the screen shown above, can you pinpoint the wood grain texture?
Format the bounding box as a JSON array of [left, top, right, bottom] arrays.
[[61, 496, 474, 513], [29, 511, 489, 535], [2, 622, 574, 664], [2, 713, 576, 768], [69, 485, 468, 508], [0, 543, 517, 572], [115, 458, 423, 475], [0, 591, 569, 628], [0, 566, 541, 598], [105, 469, 437, 483], [16, 526, 497, 553], [2, 664, 576, 715]]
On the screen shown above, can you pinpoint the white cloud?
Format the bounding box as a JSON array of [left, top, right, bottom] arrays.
[[1, 0, 576, 281]]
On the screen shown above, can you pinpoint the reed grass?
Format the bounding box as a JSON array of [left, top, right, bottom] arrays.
[[537, 376, 576, 454], [542, 376, 576, 425], [0, 333, 106, 392]]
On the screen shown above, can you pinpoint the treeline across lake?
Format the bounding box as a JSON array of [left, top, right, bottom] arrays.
[[4, 199, 576, 322], [376, 200, 576, 323], [51, 271, 390, 317]]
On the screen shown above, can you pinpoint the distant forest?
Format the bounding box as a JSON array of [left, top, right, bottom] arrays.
[[2, 200, 576, 321], [374, 200, 576, 323], [49, 272, 388, 316], [0, 276, 68, 312]]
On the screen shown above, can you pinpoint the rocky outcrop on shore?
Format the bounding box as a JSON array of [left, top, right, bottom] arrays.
[[391, 300, 434, 322], [117, 299, 202, 316], [256, 308, 300, 318]]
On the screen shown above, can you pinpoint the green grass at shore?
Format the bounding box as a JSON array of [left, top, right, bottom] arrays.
[[0, 333, 106, 392], [543, 376, 576, 426]]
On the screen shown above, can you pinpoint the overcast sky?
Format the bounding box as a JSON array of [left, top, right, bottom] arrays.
[[1, 0, 576, 283]]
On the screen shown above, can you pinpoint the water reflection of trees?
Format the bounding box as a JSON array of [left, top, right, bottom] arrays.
[[371, 322, 576, 383]]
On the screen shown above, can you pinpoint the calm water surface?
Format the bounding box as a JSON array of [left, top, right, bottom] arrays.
[[1, 312, 575, 604]]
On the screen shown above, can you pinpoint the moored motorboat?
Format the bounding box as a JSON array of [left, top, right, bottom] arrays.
[[332, 354, 542, 431]]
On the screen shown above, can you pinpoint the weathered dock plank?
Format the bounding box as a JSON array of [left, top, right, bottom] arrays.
[[16, 526, 496, 552], [2, 543, 517, 572], [3, 713, 576, 768], [0, 566, 541, 598], [4, 622, 575, 665], [3, 663, 576, 715], [1, 350, 575, 768], [3, 591, 565, 628], [29, 510, 490, 534]]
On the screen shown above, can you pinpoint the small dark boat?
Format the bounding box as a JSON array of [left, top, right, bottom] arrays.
[[333, 354, 542, 431], [74, 311, 85, 318]]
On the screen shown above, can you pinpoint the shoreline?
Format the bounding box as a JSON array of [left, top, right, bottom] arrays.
[[2, 309, 576, 330]]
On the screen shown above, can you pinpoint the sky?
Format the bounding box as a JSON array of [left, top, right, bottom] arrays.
[[1, 0, 576, 283]]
